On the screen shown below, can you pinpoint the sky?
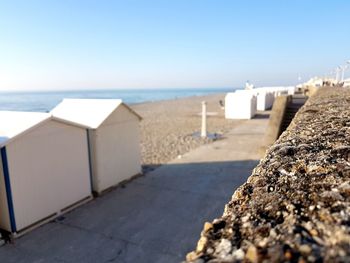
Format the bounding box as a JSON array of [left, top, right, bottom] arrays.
[[0, 0, 349, 91]]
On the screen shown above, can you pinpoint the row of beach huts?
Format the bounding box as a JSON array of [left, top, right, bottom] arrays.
[[0, 86, 296, 238], [0, 99, 142, 237], [225, 86, 296, 119]]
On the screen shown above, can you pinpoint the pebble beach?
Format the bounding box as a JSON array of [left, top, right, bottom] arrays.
[[131, 93, 244, 171]]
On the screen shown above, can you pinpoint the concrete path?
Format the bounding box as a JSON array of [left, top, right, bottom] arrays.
[[0, 116, 268, 263]]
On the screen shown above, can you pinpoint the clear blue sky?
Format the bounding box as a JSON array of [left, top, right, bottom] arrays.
[[0, 0, 349, 91]]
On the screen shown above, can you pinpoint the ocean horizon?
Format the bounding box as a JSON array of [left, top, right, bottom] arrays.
[[0, 88, 238, 112]]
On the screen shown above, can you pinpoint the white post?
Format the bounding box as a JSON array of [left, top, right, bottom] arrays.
[[341, 65, 348, 82], [336, 68, 339, 82], [201, 101, 207, 138]]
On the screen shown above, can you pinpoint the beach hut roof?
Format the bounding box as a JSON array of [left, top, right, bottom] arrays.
[[0, 111, 51, 148], [51, 99, 142, 129]]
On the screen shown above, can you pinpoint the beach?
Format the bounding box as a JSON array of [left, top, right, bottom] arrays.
[[131, 93, 244, 172], [0, 93, 270, 263]]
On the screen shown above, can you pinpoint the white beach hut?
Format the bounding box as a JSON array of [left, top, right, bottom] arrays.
[[0, 111, 92, 235], [256, 91, 275, 111], [225, 92, 257, 119], [51, 99, 142, 195]]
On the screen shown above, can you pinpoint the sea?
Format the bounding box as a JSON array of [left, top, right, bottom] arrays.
[[0, 88, 236, 112]]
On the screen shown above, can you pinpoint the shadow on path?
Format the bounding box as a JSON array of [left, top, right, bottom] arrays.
[[254, 112, 270, 119], [0, 160, 258, 263]]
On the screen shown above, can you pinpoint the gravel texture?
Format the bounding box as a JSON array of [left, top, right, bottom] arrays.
[[185, 87, 350, 263], [131, 93, 244, 172]]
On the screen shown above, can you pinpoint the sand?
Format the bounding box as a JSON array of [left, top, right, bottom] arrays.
[[131, 93, 244, 172]]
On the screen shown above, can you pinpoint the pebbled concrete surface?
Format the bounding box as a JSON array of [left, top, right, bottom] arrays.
[[0, 115, 268, 263]]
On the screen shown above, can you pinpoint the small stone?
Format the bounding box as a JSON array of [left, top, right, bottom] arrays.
[[233, 190, 243, 199], [321, 190, 344, 201], [309, 205, 315, 212], [339, 182, 350, 196], [303, 221, 313, 231], [313, 236, 325, 245], [338, 249, 346, 257], [242, 222, 251, 228], [206, 247, 214, 254], [232, 248, 245, 260], [203, 222, 213, 232], [299, 244, 312, 255], [186, 251, 200, 262], [309, 229, 318, 236], [286, 204, 295, 212], [265, 205, 273, 211], [196, 236, 208, 253], [307, 255, 316, 262], [319, 209, 334, 223], [241, 213, 251, 223], [258, 238, 268, 247], [245, 245, 258, 263], [278, 168, 291, 176], [214, 239, 232, 258], [269, 229, 277, 238], [284, 250, 293, 260], [307, 164, 319, 173]]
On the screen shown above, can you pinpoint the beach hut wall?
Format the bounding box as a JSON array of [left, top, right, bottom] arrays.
[[225, 92, 257, 119], [0, 111, 92, 235], [51, 99, 142, 195], [256, 91, 275, 111]]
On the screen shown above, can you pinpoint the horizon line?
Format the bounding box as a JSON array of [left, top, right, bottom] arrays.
[[0, 86, 241, 93]]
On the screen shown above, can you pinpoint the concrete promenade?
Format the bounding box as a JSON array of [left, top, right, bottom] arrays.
[[0, 115, 269, 263]]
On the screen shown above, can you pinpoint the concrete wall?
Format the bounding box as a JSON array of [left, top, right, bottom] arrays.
[[263, 95, 292, 148], [186, 87, 350, 262]]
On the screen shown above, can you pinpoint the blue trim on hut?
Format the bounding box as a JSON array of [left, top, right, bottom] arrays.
[[1, 147, 17, 232]]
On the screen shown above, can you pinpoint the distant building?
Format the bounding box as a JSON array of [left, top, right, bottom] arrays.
[[245, 80, 255, 90]]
